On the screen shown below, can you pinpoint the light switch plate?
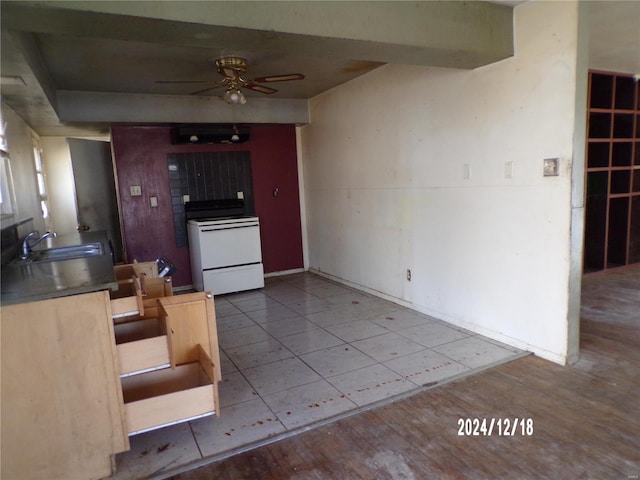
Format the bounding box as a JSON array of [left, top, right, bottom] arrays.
[[505, 161, 513, 179], [237, 191, 244, 199], [543, 158, 559, 177], [130, 185, 142, 196], [150, 196, 158, 208]]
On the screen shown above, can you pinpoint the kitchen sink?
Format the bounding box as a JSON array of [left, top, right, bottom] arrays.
[[21, 243, 105, 263]]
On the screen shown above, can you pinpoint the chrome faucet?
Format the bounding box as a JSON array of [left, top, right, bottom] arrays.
[[20, 231, 57, 259]]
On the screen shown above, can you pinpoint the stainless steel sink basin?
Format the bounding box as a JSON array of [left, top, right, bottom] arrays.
[[23, 243, 104, 263]]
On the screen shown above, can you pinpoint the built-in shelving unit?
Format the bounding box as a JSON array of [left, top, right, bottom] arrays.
[[584, 71, 640, 272]]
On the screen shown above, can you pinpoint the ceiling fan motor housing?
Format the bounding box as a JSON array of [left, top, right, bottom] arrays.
[[215, 57, 248, 76]]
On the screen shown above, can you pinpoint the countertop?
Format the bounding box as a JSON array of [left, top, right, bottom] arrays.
[[0, 231, 118, 306]]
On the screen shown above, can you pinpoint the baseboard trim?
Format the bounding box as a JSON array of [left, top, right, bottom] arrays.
[[264, 268, 305, 278]]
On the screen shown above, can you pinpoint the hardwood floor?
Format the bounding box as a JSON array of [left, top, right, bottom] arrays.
[[167, 266, 640, 480]]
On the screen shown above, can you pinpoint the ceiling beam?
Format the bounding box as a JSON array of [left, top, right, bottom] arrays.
[[0, 1, 514, 136], [3, 1, 514, 69], [0, 30, 63, 132], [56, 90, 309, 126]]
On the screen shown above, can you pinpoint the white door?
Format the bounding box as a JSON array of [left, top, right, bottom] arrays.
[[69, 138, 123, 262]]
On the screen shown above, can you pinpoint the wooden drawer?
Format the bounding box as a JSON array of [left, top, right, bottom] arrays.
[[120, 345, 218, 436], [159, 292, 221, 381], [110, 275, 144, 319], [111, 268, 173, 323], [117, 336, 171, 377], [140, 276, 173, 319], [114, 318, 171, 377], [114, 260, 158, 281]]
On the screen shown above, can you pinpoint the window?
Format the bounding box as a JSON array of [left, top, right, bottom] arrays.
[[0, 114, 15, 219], [0, 153, 16, 218], [32, 137, 49, 221]]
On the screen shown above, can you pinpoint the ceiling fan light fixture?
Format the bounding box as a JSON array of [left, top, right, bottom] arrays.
[[223, 88, 246, 105], [158, 56, 304, 100]]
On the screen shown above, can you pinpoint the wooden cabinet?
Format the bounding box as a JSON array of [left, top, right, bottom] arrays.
[[1, 291, 129, 480], [1, 266, 221, 479], [114, 292, 221, 436], [112, 260, 173, 320], [584, 70, 640, 271], [110, 262, 221, 437], [121, 344, 217, 436]]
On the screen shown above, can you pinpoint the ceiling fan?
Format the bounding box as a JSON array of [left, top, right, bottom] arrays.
[[156, 56, 305, 104]]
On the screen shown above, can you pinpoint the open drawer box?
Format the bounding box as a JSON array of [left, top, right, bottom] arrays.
[[112, 261, 173, 323], [112, 292, 220, 377], [110, 275, 145, 319], [113, 292, 221, 436], [121, 345, 218, 436], [114, 317, 171, 377]]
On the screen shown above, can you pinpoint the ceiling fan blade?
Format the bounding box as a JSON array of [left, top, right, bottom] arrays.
[[190, 85, 223, 95], [252, 73, 305, 83], [221, 67, 241, 78], [156, 80, 220, 84], [244, 83, 278, 95]]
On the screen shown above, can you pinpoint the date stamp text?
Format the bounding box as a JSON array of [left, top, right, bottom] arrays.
[[457, 417, 534, 436]]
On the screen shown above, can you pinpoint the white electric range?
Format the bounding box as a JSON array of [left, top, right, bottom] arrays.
[[186, 200, 265, 295]]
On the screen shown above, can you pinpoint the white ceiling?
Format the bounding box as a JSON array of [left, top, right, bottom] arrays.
[[34, 34, 382, 99], [0, 1, 638, 137]]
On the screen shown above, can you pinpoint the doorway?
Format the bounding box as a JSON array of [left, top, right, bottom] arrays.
[[68, 138, 124, 263], [42, 137, 124, 263]]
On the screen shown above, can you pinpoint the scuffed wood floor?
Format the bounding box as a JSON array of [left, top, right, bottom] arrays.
[[168, 266, 640, 480]]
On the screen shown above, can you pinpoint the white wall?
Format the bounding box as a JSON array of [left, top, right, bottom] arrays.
[[300, 1, 586, 364], [39, 137, 78, 235]]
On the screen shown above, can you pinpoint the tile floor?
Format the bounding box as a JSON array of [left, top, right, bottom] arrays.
[[111, 272, 526, 479]]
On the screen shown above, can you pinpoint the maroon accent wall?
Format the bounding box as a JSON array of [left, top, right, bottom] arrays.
[[111, 125, 304, 286]]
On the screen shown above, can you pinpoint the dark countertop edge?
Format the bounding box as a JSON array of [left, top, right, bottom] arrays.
[[1, 282, 119, 307]]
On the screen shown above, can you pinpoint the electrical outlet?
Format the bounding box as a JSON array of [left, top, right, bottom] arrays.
[[463, 164, 471, 180], [237, 191, 244, 199], [406, 269, 412, 281], [150, 196, 158, 208]]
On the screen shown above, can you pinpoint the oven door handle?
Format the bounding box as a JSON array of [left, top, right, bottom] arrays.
[[200, 225, 258, 233]]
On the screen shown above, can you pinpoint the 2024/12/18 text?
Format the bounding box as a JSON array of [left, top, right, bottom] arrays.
[[457, 417, 534, 436]]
